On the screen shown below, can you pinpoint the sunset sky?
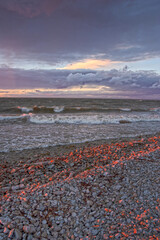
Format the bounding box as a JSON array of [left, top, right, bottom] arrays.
[[0, 0, 160, 98]]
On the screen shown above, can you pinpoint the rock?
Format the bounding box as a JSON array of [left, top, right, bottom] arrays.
[[119, 120, 131, 124], [8, 229, 15, 238], [15, 229, 22, 240], [115, 233, 121, 239], [3, 227, 9, 234], [41, 231, 47, 238], [52, 232, 58, 238], [27, 234, 33, 240], [23, 225, 35, 234], [54, 191, 63, 195], [42, 220, 47, 225], [0, 134, 159, 240], [72, 212, 77, 217], [0, 217, 11, 226], [54, 225, 61, 232], [51, 200, 58, 206], [91, 228, 99, 235], [87, 200, 93, 206], [34, 231, 41, 238], [115, 184, 121, 191], [11, 184, 24, 191], [11, 185, 19, 191]]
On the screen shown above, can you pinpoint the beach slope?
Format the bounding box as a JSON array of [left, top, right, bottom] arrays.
[[0, 134, 160, 239]]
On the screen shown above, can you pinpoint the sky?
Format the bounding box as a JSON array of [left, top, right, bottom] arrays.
[[0, 0, 160, 99]]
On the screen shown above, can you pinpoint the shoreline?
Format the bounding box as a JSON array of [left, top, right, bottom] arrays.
[[0, 132, 160, 163], [0, 133, 160, 239]]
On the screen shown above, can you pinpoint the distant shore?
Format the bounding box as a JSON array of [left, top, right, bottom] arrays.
[[0, 133, 160, 239]]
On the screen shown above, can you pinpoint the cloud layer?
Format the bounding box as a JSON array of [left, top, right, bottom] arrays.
[[0, 0, 63, 17], [0, 0, 160, 98], [0, 0, 160, 64], [0, 67, 159, 98]]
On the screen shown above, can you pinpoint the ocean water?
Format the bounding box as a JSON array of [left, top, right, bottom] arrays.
[[0, 98, 160, 152]]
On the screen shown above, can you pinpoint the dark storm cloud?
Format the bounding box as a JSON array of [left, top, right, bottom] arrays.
[[0, 0, 160, 63]]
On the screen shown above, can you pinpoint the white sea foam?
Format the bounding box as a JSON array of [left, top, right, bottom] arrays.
[[1, 112, 160, 124], [54, 106, 64, 113], [12, 105, 160, 114], [29, 114, 118, 124], [17, 106, 33, 113], [150, 107, 160, 112], [120, 108, 131, 111], [29, 113, 160, 125], [1, 99, 160, 153], [0, 114, 29, 121]]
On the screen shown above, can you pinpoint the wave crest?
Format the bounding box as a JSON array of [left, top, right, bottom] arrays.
[[1, 105, 159, 114], [29, 113, 160, 125]]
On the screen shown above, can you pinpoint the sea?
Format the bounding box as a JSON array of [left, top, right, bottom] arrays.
[[0, 98, 160, 152]]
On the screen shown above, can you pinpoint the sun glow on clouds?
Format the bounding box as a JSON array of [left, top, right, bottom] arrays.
[[0, 85, 113, 97], [59, 59, 120, 70], [63, 85, 114, 94]]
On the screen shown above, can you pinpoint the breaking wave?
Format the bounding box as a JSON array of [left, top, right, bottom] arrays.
[[0, 111, 160, 125], [0, 114, 29, 121], [17, 107, 33, 113], [28, 113, 160, 125], [1, 105, 160, 114], [149, 107, 160, 112]]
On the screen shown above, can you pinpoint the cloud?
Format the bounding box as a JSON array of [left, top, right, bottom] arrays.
[[60, 59, 120, 70], [151, 81, 160, 89], [0, 67, 160, 99], [0, 0, 63, 18], [0, 0, 160, 66], [66, 69, 160, 91]]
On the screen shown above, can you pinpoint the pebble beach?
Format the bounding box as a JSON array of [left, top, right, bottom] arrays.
[[0, 134, 160, 240]]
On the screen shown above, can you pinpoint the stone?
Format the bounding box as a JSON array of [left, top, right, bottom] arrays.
[[8, 229, 15, 238], [27, 234, 33, 240], [72, 212, 77, 217], [42, 220, 47, 225], [52, 232, 58, 238], [23, 225, 36, 234], [3, 227, 9, 234], [15, 229, 22, 240], [0, 134, 159, 240], [0, 217, 11, 226], [115, 185, 121, 191], [51, 200, 58, 206], [119, 120, 131, 124], [34, 231, 41, 238], [41, 231, 47, 238]]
